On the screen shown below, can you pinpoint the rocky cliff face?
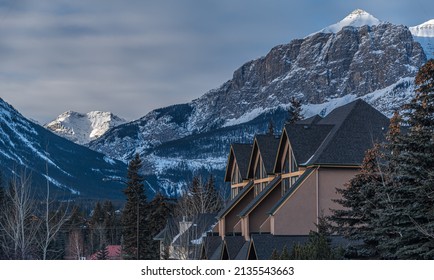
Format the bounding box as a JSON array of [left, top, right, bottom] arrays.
[[90, 22, 426, 162]]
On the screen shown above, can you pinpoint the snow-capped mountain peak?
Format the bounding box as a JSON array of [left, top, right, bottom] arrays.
[[313, 9, 381, 35], [45, 111, 126, 145], [410, 19, 434, 37]]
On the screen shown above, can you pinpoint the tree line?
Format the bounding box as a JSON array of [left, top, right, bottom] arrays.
[[0, 152, 222, 260]]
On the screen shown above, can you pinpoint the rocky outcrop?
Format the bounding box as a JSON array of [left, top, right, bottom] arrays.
[[90, 22, 426, 163]]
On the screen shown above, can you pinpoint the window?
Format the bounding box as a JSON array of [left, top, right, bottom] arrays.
[[231, 187, 242, 199], [281, 175, 299, 196], [231, 164, 242, 185]]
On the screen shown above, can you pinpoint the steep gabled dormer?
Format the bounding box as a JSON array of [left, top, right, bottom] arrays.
[[274, 115, 333, 195], [247, 134, 280, 197], [225, 143, 252, 199]]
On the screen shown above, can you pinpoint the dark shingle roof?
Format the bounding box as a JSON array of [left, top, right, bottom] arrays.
[[224, 143, 253, 181], [247, 134, 280, 178], [234, 241, 250, 260], [216, 180, 254, 219], [279, 100, 389, 168], [256, 135, 280, 174], [296, 114, 323, 125], [224, 236, 247, 260], [284, 123, 334, 165], [249, 234, 354, 260], [201, 236, 223, 260], [305, 99, 389, 166], [249, 234, 310, 260], [238, 175, 281, 217]]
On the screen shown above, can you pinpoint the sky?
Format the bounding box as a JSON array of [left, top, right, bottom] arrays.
[[0, 0, 433, 124]]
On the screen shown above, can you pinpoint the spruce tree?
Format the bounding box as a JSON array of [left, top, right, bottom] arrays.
[[148, 193, 174, 259], [121, 153, 151, 260], [330, 144, 385, 258], [287, 97, 303, 124], [377, 59, 434, 259], [96, 245, 109, 260]]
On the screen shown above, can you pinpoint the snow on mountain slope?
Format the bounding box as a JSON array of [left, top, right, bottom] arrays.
[[45, 111, 126, 145], [410, 19, 434, 37], [0, 97, 127, 200], [410, 19, 434, 59], [90, 11, 426, 197], [312, 9, 381, 35]]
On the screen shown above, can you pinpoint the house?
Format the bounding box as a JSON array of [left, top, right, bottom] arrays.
[[89, 245, 122, 260], [211, 99, 389, 259], [154, 213, 217, 260]]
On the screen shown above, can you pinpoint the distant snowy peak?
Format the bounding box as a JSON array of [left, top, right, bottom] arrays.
[[410, 19, 434, 37], [45, 111, 126, 145], [313, 9, 381, 35]]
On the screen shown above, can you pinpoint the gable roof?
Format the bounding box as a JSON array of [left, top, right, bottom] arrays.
[[223, 236, 247, 260], [304, 99, 389, 166], [249, 234, 310, 260], [249, 234, 355, 260], [296, 114, 323, 125], [275, 99, 389, 170], [216, 180, 254, 219], [279, 123, 334, 169], [224, 143, 252, 182], [200, 236, 223, 260], [247, 134, 280, 178]]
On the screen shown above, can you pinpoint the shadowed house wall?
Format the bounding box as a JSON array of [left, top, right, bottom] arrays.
[[223, 188, 255, 235], [271, 169, 317, 235], [247, 182, 283, 235]]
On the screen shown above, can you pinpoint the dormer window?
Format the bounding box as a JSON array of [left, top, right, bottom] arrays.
[[231, 164, 242, 185]]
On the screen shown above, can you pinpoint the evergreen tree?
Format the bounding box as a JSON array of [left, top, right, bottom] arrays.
[[267, 119, 275, 135], [90, 202, 105, 253], [148, 193, 174, 259], [270, 248, 280, 260], [376, 59, 434, 259], [289, 218, 341, 260], [330, 144, 385, 258], [287, 97, 303, 124], [96, 245, 109, 260], [102, 200, 120, 246], [121, 153, 152, 260]]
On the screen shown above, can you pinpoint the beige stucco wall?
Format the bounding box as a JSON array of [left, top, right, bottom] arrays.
[[247, 182, 282, 235], [271, 167, 359, 235], [272, 169, 317, 235], [318, 167, 358, 217], [223, 188, 255, 235]]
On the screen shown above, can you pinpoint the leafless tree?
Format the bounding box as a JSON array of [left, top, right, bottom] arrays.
[[0, 171, 39, 259], [37, 163, 70, 260], [163, 175, 223, 259]]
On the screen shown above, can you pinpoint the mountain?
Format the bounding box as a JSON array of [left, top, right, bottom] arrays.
[[45, 111, 126, 145], [0, 97, 128, 201], [312, 9, 381, 35], [410, 19, 434, 59], [88, 10, 428, 196]]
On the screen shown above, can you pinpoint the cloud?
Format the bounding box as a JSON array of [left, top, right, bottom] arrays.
[[0, 0, 433, 123]]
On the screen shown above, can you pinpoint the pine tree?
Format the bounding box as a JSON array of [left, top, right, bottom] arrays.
[[330, 144, 385, 258], [287, 97, 303, 124], [121, 153, 152, 260]]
